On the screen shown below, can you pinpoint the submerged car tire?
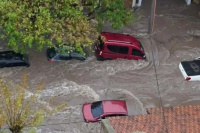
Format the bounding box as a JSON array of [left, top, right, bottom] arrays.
[[80, 57, 86, 61], [0, 65, 4, 68], [26, 64, 30, 67], [97, 56, 104, 61]]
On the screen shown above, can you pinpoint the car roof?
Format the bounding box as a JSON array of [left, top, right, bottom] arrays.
[[102, 100, 127, 114], [0, 51, 23, 59], [181, 60, 200, 76], [101, 32, 140, 47], [0, 51, 15, 55]]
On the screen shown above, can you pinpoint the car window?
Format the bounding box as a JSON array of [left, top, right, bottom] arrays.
[[70, 52, 80, 57], [107, 45, 119, 53], [52, 54, 59, 60], [91, 101, 104, 118], [132, 49, 144, 56], [59, 54, 71, 60], [70, 52, 85, 60], [118, 46, 129, 54], [0, 52, 13, 60], [13, 56, 22, 60]]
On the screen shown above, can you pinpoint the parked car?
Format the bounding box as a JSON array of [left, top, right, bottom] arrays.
[[95, 32, 146, 61], [179, 58, 200, 81], [0, 51, 30, 68], [46, 46, 86, 62], [82, 100, 128, 122]]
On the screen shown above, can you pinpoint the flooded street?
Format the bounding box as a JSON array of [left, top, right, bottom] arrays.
[[0, 0, 200, 132]]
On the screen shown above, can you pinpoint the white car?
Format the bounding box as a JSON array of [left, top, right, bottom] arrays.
[[179, 58, 200, 81]]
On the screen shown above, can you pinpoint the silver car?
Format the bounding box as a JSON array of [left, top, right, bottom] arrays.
[[46, 46, 86, 62]]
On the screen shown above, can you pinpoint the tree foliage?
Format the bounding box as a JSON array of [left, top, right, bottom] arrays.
[[95, 0, 134, 29], [0, 112, 5, 133], [0, 75, 66, 133], [0, 0, 134, 54]]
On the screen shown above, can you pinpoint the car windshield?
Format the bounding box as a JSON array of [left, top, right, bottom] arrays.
[[48, 48, 56, 58], [91, 101, 104, 118]]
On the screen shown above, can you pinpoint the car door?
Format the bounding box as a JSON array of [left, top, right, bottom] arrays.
[[128, 48, 145, 60], [70, 52, 86, 61], [5, 58, 13, 67], [116, 46, 129, 59], [11, 59, 21, 67], [106, 45, 119, 59]]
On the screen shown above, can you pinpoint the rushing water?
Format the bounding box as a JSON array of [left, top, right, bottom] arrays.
[[0, 0, 200, 132]]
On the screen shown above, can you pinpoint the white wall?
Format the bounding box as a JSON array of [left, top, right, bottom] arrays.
[[132, 0, 136, 7], [136, 0, 142, 7], [132, 0, 142, 7], [185, 0, 191, 5]]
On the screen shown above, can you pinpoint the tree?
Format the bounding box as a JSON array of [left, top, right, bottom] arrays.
[[0, 112, 5, 133], [0, 75, 66, 133], [0, 0, 134, 54]]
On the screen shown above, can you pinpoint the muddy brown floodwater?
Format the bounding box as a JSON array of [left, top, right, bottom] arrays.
[[0, 0, 200, 132]]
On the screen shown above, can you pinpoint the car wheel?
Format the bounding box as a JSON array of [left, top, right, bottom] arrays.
[[97, 56, 104, 61], [80, 57, 86, 61], [26, 64, 30, 67], [0, 65, 4, 68]]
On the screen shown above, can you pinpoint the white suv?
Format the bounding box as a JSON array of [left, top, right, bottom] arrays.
[[179, 58, 200, 81]]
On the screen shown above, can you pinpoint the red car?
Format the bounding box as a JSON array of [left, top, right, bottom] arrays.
[[82, 100, 128, 122], [95, 32, 146, 61]]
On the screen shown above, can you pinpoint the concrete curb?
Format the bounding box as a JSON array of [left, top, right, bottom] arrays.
[[101, 119, 115, 133]]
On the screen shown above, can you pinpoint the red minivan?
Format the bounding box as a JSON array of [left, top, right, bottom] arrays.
[[95, 32, 146, 60]]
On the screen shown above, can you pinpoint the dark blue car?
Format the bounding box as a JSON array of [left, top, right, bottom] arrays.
[[0, 51, 30, 68]]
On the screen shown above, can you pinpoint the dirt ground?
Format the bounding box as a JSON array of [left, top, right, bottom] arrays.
[[0, 0, 200, 132]]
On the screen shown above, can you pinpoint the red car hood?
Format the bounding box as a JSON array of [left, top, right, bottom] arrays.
[[82, 103, 95, 122]]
